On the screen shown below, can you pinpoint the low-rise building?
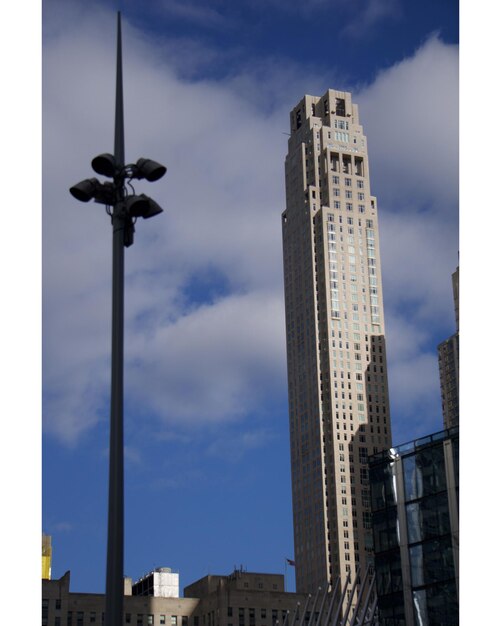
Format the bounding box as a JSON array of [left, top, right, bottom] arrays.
[[42, 568, 308, 626]]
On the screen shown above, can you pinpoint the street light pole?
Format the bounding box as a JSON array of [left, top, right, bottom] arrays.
[[106, 14, 125, 626], [69, 12, 167, 626]]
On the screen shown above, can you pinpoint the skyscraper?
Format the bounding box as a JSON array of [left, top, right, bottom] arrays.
[[282, 90, 392, 594], [438, 267, 459, 429]]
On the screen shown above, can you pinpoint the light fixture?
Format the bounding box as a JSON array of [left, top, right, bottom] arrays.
[[69, 178, 114, 205], [133, 158, 167, 182], [69, 178, 101, 202], [92, 153, 117, 178], [126, 193, 163, 219]]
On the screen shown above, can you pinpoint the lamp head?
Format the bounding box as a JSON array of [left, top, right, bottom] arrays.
[[134, 158, 167, 182], [91, 153, 118, 178], [69, 178, 100, 202], [126, 194, 164, 219]]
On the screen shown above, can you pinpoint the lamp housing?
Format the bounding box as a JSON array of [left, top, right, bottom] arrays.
[[69, 178, 100, 203], [133, 158, 167, 182], [125, 194, 163, 219], [92, 153, 118, 178]]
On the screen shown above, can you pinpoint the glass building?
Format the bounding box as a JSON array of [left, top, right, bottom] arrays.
[[369, 427, 459, 625]]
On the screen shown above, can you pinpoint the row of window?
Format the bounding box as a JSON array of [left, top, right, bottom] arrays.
[[42, 608, 188, 626], [332, 188, 366, 200], [330, 201, 367, 213], [229, 608, 288, 620], [327, 214, 373, 228], [331, 176, 364, 188]]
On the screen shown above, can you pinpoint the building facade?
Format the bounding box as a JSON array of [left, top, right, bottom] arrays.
[[369, 427, 459, 625], [133, 568, 180, 599], [437, 267, 459, 429], [42, 569, 308, 626], [43, 533, 53, 580], [282, 90, 392, 594]]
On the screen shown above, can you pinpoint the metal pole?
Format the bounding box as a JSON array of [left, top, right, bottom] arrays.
[[299, 594, 312, 626], [105, 210, 125, 626], [315, 585, 329, 626], [357, 576, 376, 625], [308, 587, 322, 626], [105, 12, 125, 626], [349, 567, 369, 625], [332, 571, 351, 626], [324, 577, 341, 626]]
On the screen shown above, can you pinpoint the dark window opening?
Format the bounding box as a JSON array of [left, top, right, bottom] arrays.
[[335, 98, 346, 116]]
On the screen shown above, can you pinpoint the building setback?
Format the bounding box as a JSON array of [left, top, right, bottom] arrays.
[[282, 90, 392, 595], [369, 427, 459, 625]]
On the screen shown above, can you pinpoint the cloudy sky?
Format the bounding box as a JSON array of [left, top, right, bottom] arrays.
[[36, 0, 461, 595]]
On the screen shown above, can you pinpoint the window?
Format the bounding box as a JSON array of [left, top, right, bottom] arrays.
[[335, 98, 346, 116], [171, 617, 178, 626], [68, 612, 73, 626], [148, 617, 154, 626], [228, 608, 233, 618], [56, 599, 62, 610], [138, 616, 144, 626], [90, 613, 96, 624], [42, 599, 49, 625], [127, 616, 132, 624], [55, 619, 61, 626]]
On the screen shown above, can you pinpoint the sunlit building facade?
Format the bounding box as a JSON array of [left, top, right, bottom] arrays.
[[41, 569, 307, 626], [282, 90, 392, 595], [42, 533, 53, 581]]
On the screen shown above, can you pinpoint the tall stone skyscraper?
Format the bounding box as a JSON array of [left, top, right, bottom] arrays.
[[282, 90, 392, 594]]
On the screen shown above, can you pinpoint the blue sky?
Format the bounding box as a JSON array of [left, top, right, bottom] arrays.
[[37, 0, 462, 596]]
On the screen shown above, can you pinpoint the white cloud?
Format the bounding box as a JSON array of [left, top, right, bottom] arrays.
[[356, 35, 459, 214], [205, 428, 276, 462], [387, 351, 442, 439], [125, 291, 286, 424], [43, 6, 457, 446], [353, 37, 458, 437]]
